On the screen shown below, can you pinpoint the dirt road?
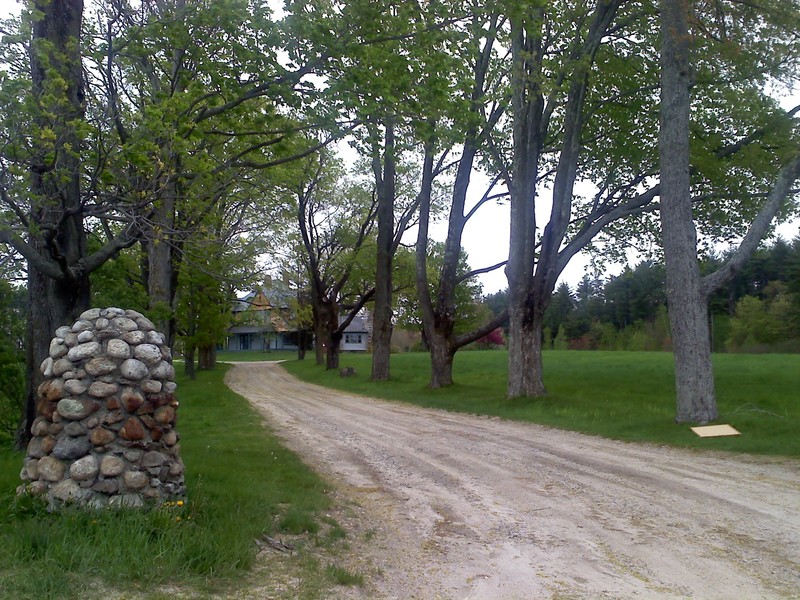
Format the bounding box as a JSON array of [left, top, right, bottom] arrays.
[[224, 362, 800, 599]]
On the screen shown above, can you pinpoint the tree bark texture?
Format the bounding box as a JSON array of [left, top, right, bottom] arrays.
[[659, 0, 718, 423], [371, 123, 396, 381], [20, 0, 88, 445], [506, 8, 546, 398]]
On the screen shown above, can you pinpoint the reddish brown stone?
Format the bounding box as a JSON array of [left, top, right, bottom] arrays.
[[139, 415, 157, 430], [154, 405, 175, 425], [90, 427, 115, 446], [149, 392, 175, 407], [42, 379, 66, 402], [41, 436, 56, 454], [136, 401, 154, 415], [120, 417, 145, 441], [106, 396, 121, 410], [121, 388, 144, 413], [150, 427, 163, 442], [37, 399, 56, 419]]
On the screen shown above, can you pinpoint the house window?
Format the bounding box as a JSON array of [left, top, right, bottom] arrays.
[[344, 333, 363, 345]]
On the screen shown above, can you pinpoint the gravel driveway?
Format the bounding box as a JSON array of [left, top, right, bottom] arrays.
[[224, 361, 800, 599]]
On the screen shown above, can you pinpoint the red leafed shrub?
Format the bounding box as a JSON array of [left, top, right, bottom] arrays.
[[475, 327, 505, 349]]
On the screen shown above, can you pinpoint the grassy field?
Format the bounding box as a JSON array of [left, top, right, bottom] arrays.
[[282, 350, 800, 457], [0, 365, 358, 600]]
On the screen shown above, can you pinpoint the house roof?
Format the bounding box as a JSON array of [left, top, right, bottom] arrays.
[[341, 315, 368, 333], [228, 325, 272, 334]]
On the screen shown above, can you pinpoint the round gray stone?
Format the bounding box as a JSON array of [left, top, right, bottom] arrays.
[[162, 381, 177, 394], [141, 379, 162, 394], [50, 478, 84, 503], [134, 344, 162, 365], [122, 330, 147, 345], [92, 479, 119, 494], [100, 455, 126, 477], [146, 331, 165, 345], [52, 358, 74, 377], [106, 338, 131, 359], [63, 421, 87, 437], [150, 361, 175, 381], [69, 455, 99, 481], [135, 316, 155, 332], [141, 451, 167, 468], [49, 338, 68, 359], [111, 316, 139, 331], [79, 308, 102, 320], [40, 357, 54, 377], [67, 341, 102, 362], [24, 458, 39, 480], [31, 418, 49, 437], [95, 317, 110, 329], [57, 398, 95, 420], [88, 381, 119, 398], [71, 319, 94, 333], [52, 436, 91, 460], [55, 325, 71, 339], [123, 470, 148, 491], [120, 358, 149, 380], [64, 378, 88, 395], [77, 330, 95, 343], [102, 307, 126, 317]]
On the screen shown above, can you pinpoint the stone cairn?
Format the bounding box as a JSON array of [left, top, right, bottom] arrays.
[[18, 307, 185, 509]]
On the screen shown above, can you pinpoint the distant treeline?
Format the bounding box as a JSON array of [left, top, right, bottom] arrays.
[[485, 237, 800, 353]]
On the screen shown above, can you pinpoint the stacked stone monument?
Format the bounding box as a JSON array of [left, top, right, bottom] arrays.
[[18, 307, 185, 509]]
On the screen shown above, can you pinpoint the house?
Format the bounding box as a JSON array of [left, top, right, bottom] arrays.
[[226, 277, 300, 352], [226, 276, 373, 353], [340, 312, 370, 352]]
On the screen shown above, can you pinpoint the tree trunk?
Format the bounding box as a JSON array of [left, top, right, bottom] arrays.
[[22, 265, 90, 446], [198, 344, 215, 370], [506, 9, 545, 399], [147, 184, 177, 346], [184, 344, 196, 380], [507, 298, 546, 397], [659, 0, 718, 423], [429, 334, 455, 388], [297, 330, 307, 360], [371, 122, 396, 381], [19, 0, 87, 447], [326, 330, 342, 370]]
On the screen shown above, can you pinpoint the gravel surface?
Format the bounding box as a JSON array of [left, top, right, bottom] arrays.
[[225, 361, 800, 600]]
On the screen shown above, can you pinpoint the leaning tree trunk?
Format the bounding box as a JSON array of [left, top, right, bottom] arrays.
[[659, 0, 718, 423]]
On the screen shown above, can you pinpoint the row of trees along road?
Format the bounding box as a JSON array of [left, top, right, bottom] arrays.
[[1, 0, 799, 439]]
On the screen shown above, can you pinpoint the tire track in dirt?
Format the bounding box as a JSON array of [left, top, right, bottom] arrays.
[[225, 361, 800, 599]]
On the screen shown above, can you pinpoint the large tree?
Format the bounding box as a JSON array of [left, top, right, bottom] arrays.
[[414, 6, 510, 388], [0, 0, 141, 442], [659, 0, 800, 422]]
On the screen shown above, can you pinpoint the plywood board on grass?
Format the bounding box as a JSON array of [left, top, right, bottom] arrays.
[[690, 424, 741, 437]]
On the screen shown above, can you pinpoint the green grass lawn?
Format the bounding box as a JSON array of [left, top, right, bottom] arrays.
[[283, 350, 800, 458], [0, 365, 354, 600]]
